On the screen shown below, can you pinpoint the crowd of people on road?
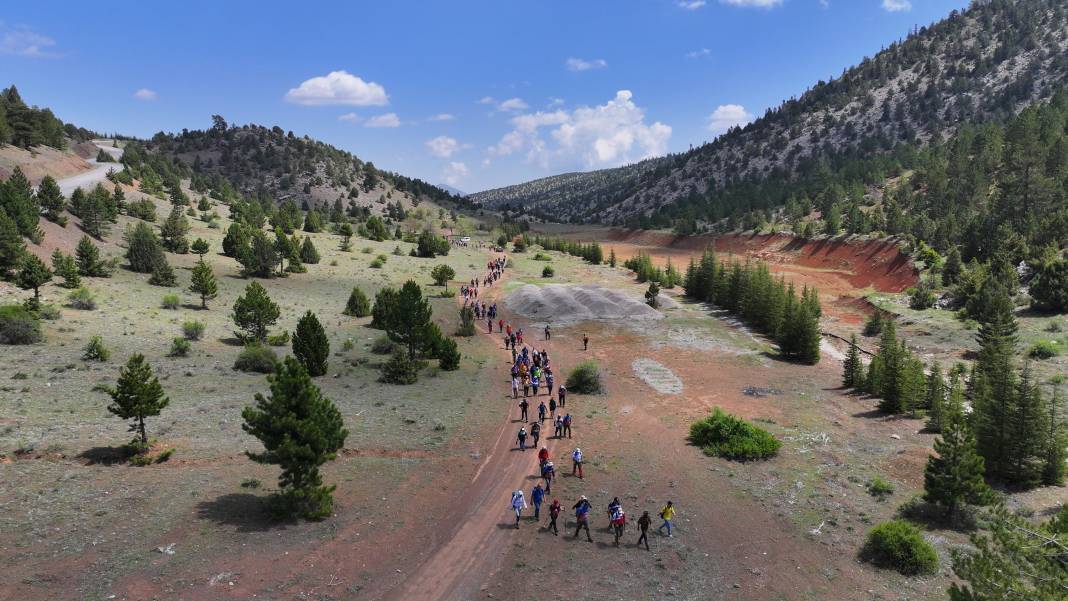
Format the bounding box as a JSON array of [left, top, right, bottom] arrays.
[[471, 250, 677, 550]]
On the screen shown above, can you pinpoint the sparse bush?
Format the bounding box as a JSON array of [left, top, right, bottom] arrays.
[[182, 320, 205, 341], [342, 338, 355, 351], [534, 252, 551, 261], [689, 408, 781, 460], [267, 331, 290, 347], [864, 311, 885, 336], [867, 476, 895, 500], [82, 335, 110, 361], [392, 245, 404, 256], [155, 448, 174, 463], [361, 246, 373, 254], [161, 294, 180, 309], [542, 265, 555, 278], [908, 280, 937, 310], [126, 198, 157, 221], [369, 257, 384, 269], [380, 350, 420, 384], [129, 453, 154, 467], [67, 287, 97, 310], [343, 287, 371, 317], [1046, 321, 1063, 333], [234, 344, 278, 373], [37, 305, 61, 321], [0, 305, 42, 345], [861, 520, 938, 575], [168, 337, 191, 357], [457, 306, 476, 336], [240, 478, 262, 489], [1028, 340, 1059, 360], [438, 338, 461, 371], [566, 361, 603, 394], [371, 335, 397, 355]]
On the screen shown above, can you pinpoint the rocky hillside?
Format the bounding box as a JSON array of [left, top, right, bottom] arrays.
[[138, 116, 465, 215], [471, 0, 1068, 225]]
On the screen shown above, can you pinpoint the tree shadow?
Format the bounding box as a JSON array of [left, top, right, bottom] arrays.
[[852, 409, 892, 420], [196, 493, 294, 533], [77, 446, 131, 466], [218, 336, 244, 347], [181, 303, 207, 311]]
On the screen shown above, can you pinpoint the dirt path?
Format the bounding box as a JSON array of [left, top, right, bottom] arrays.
[[57, 141, 122, 196]]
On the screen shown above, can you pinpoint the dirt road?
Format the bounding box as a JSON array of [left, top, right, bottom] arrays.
[[57, 140, 122, 196]]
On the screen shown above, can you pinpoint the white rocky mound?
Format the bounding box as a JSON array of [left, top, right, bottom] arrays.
[[506, 284, 663, 324]]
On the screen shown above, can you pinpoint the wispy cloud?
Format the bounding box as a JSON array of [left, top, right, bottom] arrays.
[[443, 161, 469, 186], [285, 70, 388, 106], [720, 0, 783, 7], [676, 0, 706, 9], [0, 24, 59, 58], [497, 97, 529, 112], [426, 135, 471, 158], [565, 57, 607, 72], [428, 113, 456, 122], [133, 88, 158, 101], [364, 113, 401, 128], [685, 48, 712, 60], [337, 112, 360, 123], [881, 0, 911, 12]]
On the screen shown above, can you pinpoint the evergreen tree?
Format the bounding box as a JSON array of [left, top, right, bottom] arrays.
[[160, 205, 190, 253], [241, 357, 347, 519], [237, 229, 280, 278], [106, 354, 170, 446], [148, 260, 177, 287], [1, 167, 40, 239], [380, 349, 419, 384], [1041, 389, 1066, 487], [124, 222, 166, 273], [430, 264, 455, 288], [378, 280, 432, 360], [924, 415, 991, 520], [972, 284, 1019, 481], [924, 362, 948, 431], [222, 222, 249, 257], [51, 249, 80, 289], [438, 337, 461, 371], [843, 334, 863, 388], [37, 175, 66, 225], [457, 305, 476, 336], [75, 235, 106, 277], [343, 287, 371, 318], [299, 237, 320, 264], [190, 237, 210, 256], [303, 209, 322, 233], [292, 311, 329, 377], [16, 254, 52, 302], [337, 222, 353, 252], [1003, 365, 1046, 487], [0, 209, 25, 276], [189, 258, 218, 309], [942, 247, 962, 286], [608, 248, 617, 268], [232, 281, 280, 343]]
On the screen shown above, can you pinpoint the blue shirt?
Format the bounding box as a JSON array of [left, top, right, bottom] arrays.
[[531, 487, 544, 504]]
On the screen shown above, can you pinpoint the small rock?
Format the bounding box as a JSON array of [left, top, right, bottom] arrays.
[[890, 434, 901, 440]]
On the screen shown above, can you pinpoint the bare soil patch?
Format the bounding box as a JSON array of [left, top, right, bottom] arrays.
[[506, 283, 662, 324]]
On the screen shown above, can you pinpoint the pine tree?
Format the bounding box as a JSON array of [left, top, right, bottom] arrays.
[[457, 306, 476, 336], [379, 280, 432, 361], [303, 210, 322, 233], [924, 362, 948, 431], [608, 248, 617, 268], [795, 304, 821, 365], [51, 249, 80, 289], [0, 208, 25, 277], [106, 354, 170, 447], [16, 254, 52, 302], [232, 281, 280, 343], [342, 287, 371, 317], [37, 175, 66, 225], [843, 334, 863, 388], [292, 311, 329, 377], [148, 260, 177, 287], [1003, 365, 1046, 487], [238, 229, 279, 278], [438, 337, 461, 371], [923, 415, 991, 520], [241, 357, 347, 519], [222, 222, 249, 257], [972, 284, 1019, 482], [124, 222, 166, 273], [190, 238, 210, 256], [75, 235, 106, 277], [1041, 389, 1066, 487], [942, 247, 962, 286], [189, 258, 218, 309], [299, 237, 320, 264], [1, 167, 40, 238]]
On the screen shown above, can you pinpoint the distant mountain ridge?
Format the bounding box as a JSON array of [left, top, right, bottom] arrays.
[[469, 0, 1068, 227]]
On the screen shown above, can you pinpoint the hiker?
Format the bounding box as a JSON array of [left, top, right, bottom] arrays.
[[545, 369, 555, 397], [488, 317, 493, 333], [548, 397, 557, 418], [572, 447, 584, 479], [531, 483, 545, 520], [573, 496, 593, 542], [547, 499, 562, 535], [558, 385, 567, 408], [510, 490, 527, 528], [537, 400, 547, 422], [537, 446, 550, 464], [530, 421, 541, 448], [541, 459, 555, 493], [637, 511, 652, 550], [519, 398, 529, 422], [511, 376, 520, 399], [611, 505, 626, 546], [583, 333, 589, 351], [523, 375, 530, 398], [498, 319, 504, 333], [516, 426, 528, 451], [544, 324, 551, 340], [531, 372, 540, 397], [658, 501, 676, 537], [554, 415, 564, 439], [607, 497, 622, 530], [563, 413, 573, 439]]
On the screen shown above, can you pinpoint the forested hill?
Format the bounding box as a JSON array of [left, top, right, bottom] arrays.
[[470, 0, 1068, 227], [138, 116, 465, 214], [0, 85, 98, 150]]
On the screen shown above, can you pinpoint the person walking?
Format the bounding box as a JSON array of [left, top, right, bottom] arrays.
[[607, 497, 622, 530], [583, 333, 589, 351], [547, 498, 561, 535], [510, 490, 527, 528], [548, 397, 557, 418], [553, 415, 564, 439], [544, 324, 551, 341], [541, 459, 555, 494], [571, 447, 584, 479], [611, 505, 626, 546], [573, 496, 593, 542], [531, 483, 545, 521], [519, 398, 529, 422], [545, 369, 555, 397], [511, 376, 520, 399], [530, 421, 541, 448], [537, 400, 547, 423], [558, 385, 566, 408], [637, 511, 652, 550], [658, 501, 676, 537], [516, 426, 528, 451], [537, 446, 549, 464], [563, 413, 573, 439]]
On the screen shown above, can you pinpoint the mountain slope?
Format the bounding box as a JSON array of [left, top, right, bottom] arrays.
[[470, 0, 1068, 225]]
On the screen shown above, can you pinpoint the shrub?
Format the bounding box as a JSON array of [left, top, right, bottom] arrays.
[[182, 320, 205, 341], [37, 305, 61, 321], [861, 520, 938, 575], [155, 448, 174, 463], [0, 305, 42, 345], [380, 350, 419, 384], [234, 344, 278, 373], [1028, 340, 1059, 360], [908, 281, 937, 310], [369, 257, 384, 269], [266, 331, 290, 347], [343, 287, 371, 317], [82, 335, 110, 361], [129, 453, 154, 467], [126, 198, 157, 221], [168, 337, 191, 357], [361, 246, 373, 254], [438, 338, 461, 371], [566, 361, 603, 394], [867, 476, 895, 500], [542, 265, 555, 278], [864, 311, 885, 336], [457, 306, 476, 336], [689, 408, 782, 460], [371, 335, 397, 355], [161, 294, 180, 309], [67, 287, 97, 310], [534, 252, 551, 261], [392, 245, 404, 256]]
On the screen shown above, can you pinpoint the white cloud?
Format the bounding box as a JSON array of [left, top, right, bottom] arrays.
[[720, 0, 782, 6], [488, 90, 671, 171], [443, 161, 469, 186], [337, 112, 360, 123], [685, 48, 712, 59], [284, 70, 388, 106], [426, 135, 471, 158], [676, 0, 706, 9], [881, 0, 911, 11], [547, 97, 565, 107], [565, 57, 608, 72], [707, 104, 754, 134], [132, 88, 158, 101], [364, 113, 400, 128], [477, 96, 496, 105], [428, 113, 456, 122], [0, 25, 58, 58], [497, 97, 529, 112]]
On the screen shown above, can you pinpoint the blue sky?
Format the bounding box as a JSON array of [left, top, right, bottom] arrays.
[[2, 0, 969, 193]]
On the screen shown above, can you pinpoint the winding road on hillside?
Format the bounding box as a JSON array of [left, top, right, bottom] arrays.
[[57, 140, 123, 196]]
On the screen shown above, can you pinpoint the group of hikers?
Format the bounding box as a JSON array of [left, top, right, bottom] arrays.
[[509, 491, 677, 550]]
